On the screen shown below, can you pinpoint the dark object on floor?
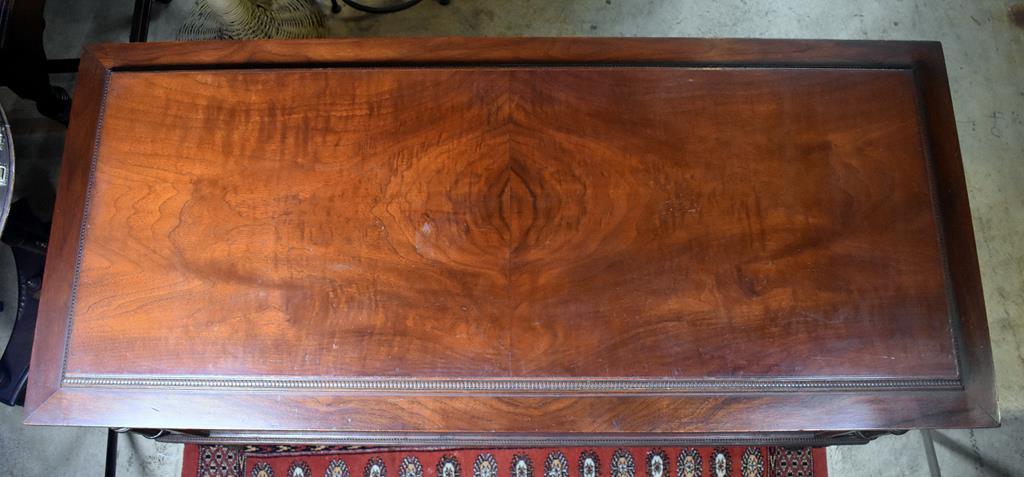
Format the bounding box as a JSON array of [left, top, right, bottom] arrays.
[[34, 85, 71, 125], [0, 103, 11, 232], [330, 0, 449, 15], [0, 201, 48, 406], [182, 445, 827, 477], [0, 0, 71, 124], [0, 105, 51, 407], [1010, 4, 1024, 28]]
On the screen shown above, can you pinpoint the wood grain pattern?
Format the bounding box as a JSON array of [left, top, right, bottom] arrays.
[[26, 38, 997, 437], [61, 66, 954, 381]]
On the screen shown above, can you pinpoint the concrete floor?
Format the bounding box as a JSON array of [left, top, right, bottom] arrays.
[[0, 0, 1022, 475]]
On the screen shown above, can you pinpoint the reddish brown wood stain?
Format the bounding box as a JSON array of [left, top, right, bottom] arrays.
[[26, 39, 996, 440], [62, 67, 954, 380]]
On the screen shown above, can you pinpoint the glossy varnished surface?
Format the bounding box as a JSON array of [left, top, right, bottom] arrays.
[[25, 39, 996, 436], [66, 66, 953, 380]]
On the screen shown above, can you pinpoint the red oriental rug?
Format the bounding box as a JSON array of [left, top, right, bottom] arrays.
[[183, 445, 827, 477]]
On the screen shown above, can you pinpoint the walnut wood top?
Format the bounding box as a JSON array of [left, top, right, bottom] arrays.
[[26, 38, 997, 438]]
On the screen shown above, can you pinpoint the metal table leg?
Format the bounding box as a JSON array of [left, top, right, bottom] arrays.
[[105, 429, 119, 477]]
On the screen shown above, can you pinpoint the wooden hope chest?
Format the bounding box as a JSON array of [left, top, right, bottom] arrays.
[[26, 38, 997, 446]]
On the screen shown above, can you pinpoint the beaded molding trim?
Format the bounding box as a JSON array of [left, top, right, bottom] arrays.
[[61, 374, 963, 392]]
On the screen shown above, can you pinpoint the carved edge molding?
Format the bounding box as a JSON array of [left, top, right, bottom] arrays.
[[58, 70, 111, 385], [153, 430, 903, 447], [60, 374, 963, 392]]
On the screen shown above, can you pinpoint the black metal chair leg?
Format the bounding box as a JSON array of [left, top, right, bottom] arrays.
[[105, 428, 118, 477], [129, 0, 154, 42]]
